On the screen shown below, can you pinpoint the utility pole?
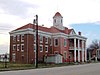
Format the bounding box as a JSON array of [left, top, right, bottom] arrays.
[[33, 15, 38, 68], [4, 54, 7, 68]]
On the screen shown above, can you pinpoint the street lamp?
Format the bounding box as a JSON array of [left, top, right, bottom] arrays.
[[33, 15, 38, 68]]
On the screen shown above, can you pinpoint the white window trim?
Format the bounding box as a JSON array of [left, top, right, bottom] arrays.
[[40, 45, 43, 52], [54, 38, 59, 47], [45, 45, 48, 53], [64, 51, 67, 59], [12, 53, 16, 62], [17, 44, 20, 51], [21, 44, 24, 52], [13, 36, 16, 42], [13, 44, 16, 51], [21, 35, 24, 42], [45, 37, 48, 44], [50, 38, 52, 46], [34, 35, 36, 42], [64, 38, 67, 47], [54, 51, 59, 54], [40, 35, 43, 43]]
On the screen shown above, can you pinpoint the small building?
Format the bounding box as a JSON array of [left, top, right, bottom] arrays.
[[44, 54, 63, 64], [96, 49, 100, 61], [9, 12, 87, 64], [87, 48, 100, 61]]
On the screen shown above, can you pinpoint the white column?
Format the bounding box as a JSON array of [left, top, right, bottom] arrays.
[[74, 38, 76, 62], [82, 40, 84, 62], [89, 52, 91, 60], [84, 41, 87, 62], [78, 39, 80, 62]]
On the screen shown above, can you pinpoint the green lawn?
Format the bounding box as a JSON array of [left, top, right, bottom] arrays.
[[0, 62, 35, 71], [0, 62, 76, 71]]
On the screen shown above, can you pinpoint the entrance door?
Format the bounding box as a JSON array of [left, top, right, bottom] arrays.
[[70, 52, 73, 62]]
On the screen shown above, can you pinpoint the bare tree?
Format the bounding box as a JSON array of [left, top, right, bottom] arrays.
[[87, 40, 100, 61], [89, 40, 100, 50]]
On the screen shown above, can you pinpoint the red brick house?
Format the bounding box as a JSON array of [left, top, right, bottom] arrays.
[[9, 12, 87, 64]]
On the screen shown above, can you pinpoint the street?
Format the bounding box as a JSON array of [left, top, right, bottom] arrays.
[[0, 63, 100, 75]]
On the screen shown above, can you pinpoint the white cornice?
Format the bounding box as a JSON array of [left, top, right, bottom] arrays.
[[68, 34, 87, 40], [9, 28, 52, 37], [9, 28, 87, 40]]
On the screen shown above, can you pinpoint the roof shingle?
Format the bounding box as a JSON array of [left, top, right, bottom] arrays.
[[12, 23, 73, 34]]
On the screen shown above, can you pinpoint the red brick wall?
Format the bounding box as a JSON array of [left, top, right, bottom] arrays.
[[10, 33, 85, 64]]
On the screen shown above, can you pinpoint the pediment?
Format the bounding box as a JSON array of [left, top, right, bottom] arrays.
[[70, 29, 76, 35]]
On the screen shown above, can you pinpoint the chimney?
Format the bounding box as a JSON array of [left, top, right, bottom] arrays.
[[78, 31, 81, 35]]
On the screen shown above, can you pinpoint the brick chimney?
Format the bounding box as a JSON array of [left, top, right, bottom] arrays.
[[78, 31, 81, 35]]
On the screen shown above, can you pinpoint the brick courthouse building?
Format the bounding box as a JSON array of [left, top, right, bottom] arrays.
[[9, 12, 87, 64]]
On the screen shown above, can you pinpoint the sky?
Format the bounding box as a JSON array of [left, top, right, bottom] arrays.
[[0, 0, 100, 54]]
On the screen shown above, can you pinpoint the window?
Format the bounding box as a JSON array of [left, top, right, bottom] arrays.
[[34, 35, 36, 42], [45, 46, 48, 52], [40, 45, 43, 52], [54, 38, 58, 46], [17, 35, 20, 41], [17, 44, 20, 51], [54, 51, 58, 54], [61, 19, 62, 23], [21, 55, 24, 62], [64, 38, 67, 47], [21, 44, 24, 52], [40, 35, 43, 43], [64, 51, 67, 60], [45, 37, 48, 44], [13, 36, 16, 42], [50, 38, 52, 46], [13, 45, 16, 51], [12, 53, 15, 62], [34, 44, 36, 52], [21, 35, 24, 42]]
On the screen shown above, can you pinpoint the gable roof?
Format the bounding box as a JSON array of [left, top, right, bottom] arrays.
[[11, 23, 74, 35], [13, 23, 51, 32], [15, 23, 33, 30], [69, 29, 76, 35], [68, 29, 73, 34]]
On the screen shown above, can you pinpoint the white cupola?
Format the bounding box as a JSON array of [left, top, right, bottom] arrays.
[[53, 12, 65, 30]]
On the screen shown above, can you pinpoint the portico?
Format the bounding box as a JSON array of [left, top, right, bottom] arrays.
[[69, 37, 87, 63]]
